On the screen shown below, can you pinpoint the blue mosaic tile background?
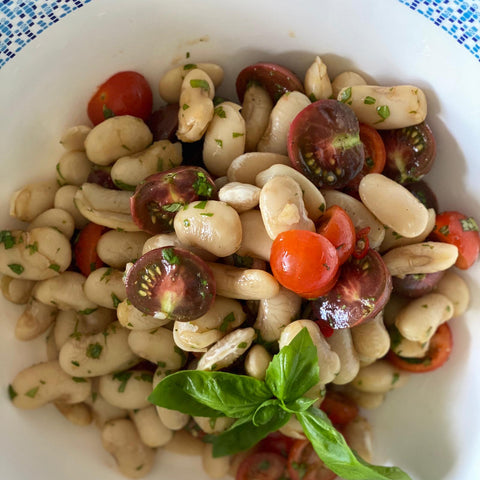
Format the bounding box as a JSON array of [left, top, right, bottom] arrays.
[[0, 0, 479, 69]]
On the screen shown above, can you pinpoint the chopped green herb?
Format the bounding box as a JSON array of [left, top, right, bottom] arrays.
[[78, 307, 98, 315], [237, 342, 248, 349], [220, 312, 236, 332], [194, 200, 208, 209], [193, 172, 214, 197], [71, 360, 80, 367], [460, 217, 479, 232], [100, 267, 113, 282], [48, 263, 61, 272], [365, 156, 374, 168], [162, 202, 184, 213], [25, 386, 39, 398], [183, 63, 197, 70], [111, 293, 121, 308], [214, 106, 226, 118], [392, 373, 400, 385], [182, 103, 190, 110], [8, 384, 18, 401], [86, 343, 103, 359], [157, 361, 166, 368], [91, 391, 98, 402], [72, 377, 87, 383], [308, 93, 317, 102], [26, 241, 38, 255], [102, 104, 115, 119], [183, 219, 191, 227], [162, 247, 180, 265], [375, 105, 391, 121], [339, 87, 352, 103], [438, 225, 450, 236], [8, 263, 24, 275], [232, 132, 244, 138], [190, 78, 210, 91], [113, 371, 133, 393], [364, 96, 376, 105], [0, 230, 16, 249], [113, 179, 136, 191], [135, 372, 154, 383], [215, 138, 223, 148], [200, 212, 214, 217]]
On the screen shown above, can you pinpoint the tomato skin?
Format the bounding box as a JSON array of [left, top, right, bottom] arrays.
[[387, 323, 453, 373], [345, 123, 386, 193], [270, 230, 339, 299], [287, 439, 336, 480], [74, 222, 108, 276], [87, 71, 153, 126], [315, 206, 355, 265], [320, 391, 358, 427], [256, 432, 297, 458], [236, 451, 287, 480], [429, 211, 480, 269]]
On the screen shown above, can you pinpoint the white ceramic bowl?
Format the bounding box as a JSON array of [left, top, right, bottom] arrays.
[[0, 1, 479, 479]]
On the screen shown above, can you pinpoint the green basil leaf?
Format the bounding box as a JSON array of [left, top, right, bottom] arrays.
[[252, 399, 281, 426], [296, 407, 412, 480], [208, 407, 290, 457], [149, 370, 272, 419], [265, 327, 319, 403], [283, 396, 317, 413]]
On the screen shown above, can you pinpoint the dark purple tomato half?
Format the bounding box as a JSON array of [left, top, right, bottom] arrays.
[[87, 166, 118, 190], [287, 99, 364, 189], [146, 104, 179, 142], [235, 62, 304, 103], [130, 166, 217, 235], [125, 246, 216, 322], [312, 249, 392, 329], [404, 180, 439, 212], [380, 122, 436, 184], [392, 271, 445, 298]]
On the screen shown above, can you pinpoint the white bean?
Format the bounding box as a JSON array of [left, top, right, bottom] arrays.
[[350, 312, 390, 361], [101, 418, 155, 478], [236, 209, 273, 262], [10, 360, 91, 409], [394, 292, 453, 343], [117, 299, 169, 330], [359, 173, 429, 238], [382, 241, 458, 277], [227, 152, 290, 184], [129, 406, 173, 447], [15, 297, 56, 341], [337, 85, 427, 129], [56, 150, 92, 186], [97, 231, 150, 269], [54, 401, 92, 426], [207, 262, 280, 300], [326, 328, 360, 385], [177, 69, 215, 142], [256, 164, 326, 221], [163, 429, 204, 456], [279, 320, 340, 385], [259, 175, 315, 240], [390, 331, 429, 358], [85, 115, 153, 166], [254, 286, 302, 342], [9, 179, 58, 222], [110, 140, 182, 189], [203, 101, 246, 177], [59, 321, 139, 377], [193, 415, 234, 435], [158, 63, 224, 103], [59, 124, 91, 151], [241, 83, 273, 151], [54, 185, 89, 229], [339, 386, 385, 410], [202, 443, 231, 479], [83, 267, 127, 309], [174, 200, 242, 257], [435, 270, 470, 317], [304, 55, 333, 100], [85, 388, 128, 428], [28, 207, 76, 239], [322, 189, 385, 249], [257, 91, 311, 154], [351, 360, 409, 393], [331, 71, 367, 98], [0, 275, 35, 304], [342, 417, 373, 462], [218, 182, 261, 213], [245, 344, 272, 380]]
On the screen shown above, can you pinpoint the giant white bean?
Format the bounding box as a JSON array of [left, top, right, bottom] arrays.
[[129, 406, 173, 447], [54, 185, 89, 229], [83, 267, 127, 309], [236, 209, 273, 261], [15, 297, 56, 341], [304, 55, 333, 100], [56, 150, 92, 186], [218, 182, 261, 213], [227, 152, 290, 184], [435, 270, 470, 317], [331, 71, 367, 98], [97, 231, 150, 269], [326, 328, 360, 385], [350, 312, 391, 361], [0, 275, 35, 304], [9, 179, 58, 222], [117, 299, 169, 330], [351, 360, 409, 394], [244, 344, 272, 380], [59, 124, 91, 151], [28, 208, 76, 239]]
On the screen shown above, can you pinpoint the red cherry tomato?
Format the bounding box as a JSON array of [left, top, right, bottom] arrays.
[[270, 230, 339, 299], [320, 391, 358, 427], [287, 439, 336, 480], [87, 71, 153, 126], [387, 323, 453, 373], [74, 222, 108, 276], [429, 211, 480, 269], [316, 205, 355, 265], [345, 123, 386, 193], [256, 432, 297, 458], [236, 451, 287, 480], [352, 227, 370, 259]]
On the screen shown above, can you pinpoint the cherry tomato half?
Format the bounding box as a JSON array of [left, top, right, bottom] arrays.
[[312, 249, 392, 328], [236, 451, 287, 480], [270, 230, 339, 299], [316, 205, 355, 265], [125, 246, 215, 322], [288, 99, 364, 189], [74, 222, 108, 276], [287, 439, 336, 480], [87, 71, 153, 126], [256, 432, 297, 458], [345, 123, 386, 193], [236, 62, 304, 103], [429, 211, 480, 270], [387, 323, 453, 373], [380, 122, 436, 184], [320, 390, 358, 427]]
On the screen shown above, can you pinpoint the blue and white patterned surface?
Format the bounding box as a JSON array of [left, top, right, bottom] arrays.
[[0, 0, 479, 69]]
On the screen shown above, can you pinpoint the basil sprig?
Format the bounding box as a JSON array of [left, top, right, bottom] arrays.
[[149, 328, 412, 480]]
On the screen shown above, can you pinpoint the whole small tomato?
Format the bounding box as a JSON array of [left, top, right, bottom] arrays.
[[87, 71, 153, 125]]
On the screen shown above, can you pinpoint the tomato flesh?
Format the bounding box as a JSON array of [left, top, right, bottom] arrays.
[[147, 104, 180, 142], [287, 439, 336, 480], [270, 230, 339, 299], [429, 211, 480, 269], [74, 222, 108, 276], [387, 323, 453, 373], [236, 451, 288, 480], [87, 71, 153, 126], [288, 100, 364, 189], [256, 432, 297, 458], [320, 390, 358, 427], [236, 62, 304, 103], [125, 247, 216, 322], [312, 249, 392, 328], [315, 205, 355, 265]]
